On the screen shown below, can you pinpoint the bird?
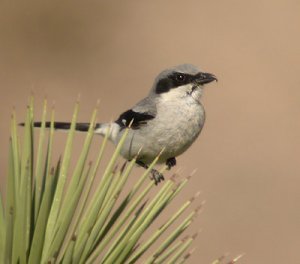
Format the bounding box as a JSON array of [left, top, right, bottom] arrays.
[[28, 64, 217, 184]]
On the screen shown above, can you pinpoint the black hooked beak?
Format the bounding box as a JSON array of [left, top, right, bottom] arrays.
[[195, 72, 218, 85]]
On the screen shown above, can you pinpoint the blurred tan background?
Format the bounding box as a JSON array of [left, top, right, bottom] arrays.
[[0, 0, 300, 263]]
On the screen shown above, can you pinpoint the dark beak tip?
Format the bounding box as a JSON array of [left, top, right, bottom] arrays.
[[204, 73, 218, 85], [195, 72, 218, 85], [209, 73, 218, 82]]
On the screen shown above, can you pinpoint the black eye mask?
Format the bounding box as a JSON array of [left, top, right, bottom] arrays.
[[155, 72, 197, 94]]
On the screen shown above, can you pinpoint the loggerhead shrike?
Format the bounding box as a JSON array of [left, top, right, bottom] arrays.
[[29, 64, 217, 184]]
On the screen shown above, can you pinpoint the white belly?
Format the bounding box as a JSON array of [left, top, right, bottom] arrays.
[[118, 99, 205, 164]]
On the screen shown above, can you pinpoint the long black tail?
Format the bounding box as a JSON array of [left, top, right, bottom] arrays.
[[19, 122, 101, 132]]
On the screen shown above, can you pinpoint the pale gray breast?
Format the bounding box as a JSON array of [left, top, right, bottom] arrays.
[[152, 98, 205, 158], [117, 96, 205, 163]]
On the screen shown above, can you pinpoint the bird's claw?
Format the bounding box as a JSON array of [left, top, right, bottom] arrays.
[[166, 157, 176, 170], [150, 169, 165, 185]]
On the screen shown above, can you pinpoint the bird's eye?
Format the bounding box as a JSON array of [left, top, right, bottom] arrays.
[[176, 74, 185, 82], [200, 73, 206, 79]]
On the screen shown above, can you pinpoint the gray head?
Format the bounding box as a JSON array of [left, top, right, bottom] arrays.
[[150, 64, 217, 101]]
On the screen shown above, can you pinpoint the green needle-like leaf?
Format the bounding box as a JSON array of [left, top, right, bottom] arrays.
[[12, 103, 33, 264], [10, 111, 20, 199], [34, 99, 48, 222], [1, 100, 206, 264], [150, 240, 183, 264], [166, 234, 195, 264], [145, 210, 197, 264], [47, 107, 98, 261], [73, 126, 130, 259], [102, 179, 175, 264], [3, 138, 16, 264], [62, 240, 75, 264], [41, 102, 79, 263], [0, 192, 5, 262], [58, 107, 97, 218], [127, 190, 199, 263], [28, 168, 57, 264]]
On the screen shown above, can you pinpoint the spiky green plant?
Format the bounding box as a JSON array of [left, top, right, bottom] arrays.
[[0, 98, 204, 264]]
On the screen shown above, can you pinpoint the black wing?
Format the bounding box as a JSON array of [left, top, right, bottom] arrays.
[[115, 109, 155, 130]]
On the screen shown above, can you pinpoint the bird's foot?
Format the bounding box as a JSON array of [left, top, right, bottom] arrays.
[[166, 157, 176, 170], [150, 169, 165, 185], [136, 160, 165, 185]]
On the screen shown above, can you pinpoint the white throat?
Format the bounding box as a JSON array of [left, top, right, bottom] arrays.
[[158, 84, 203, 103]]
